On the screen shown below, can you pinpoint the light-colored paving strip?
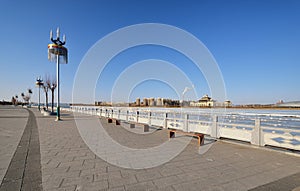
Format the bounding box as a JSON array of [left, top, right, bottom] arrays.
[[0, 106, 28, 186], [35, 110, 300, 191]]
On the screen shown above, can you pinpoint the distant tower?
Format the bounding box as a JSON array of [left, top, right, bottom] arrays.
[[143, 98, 148, 106], [136, 98, 141, 106], [156, 97, 162, 106], [149, 97, 155, 106]]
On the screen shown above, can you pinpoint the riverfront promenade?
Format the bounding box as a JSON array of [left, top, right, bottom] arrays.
[[0, 105, 300, 191]]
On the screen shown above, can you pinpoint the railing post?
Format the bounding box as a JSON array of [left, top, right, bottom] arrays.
[[211, 115, 219, 138], [148, 112, 151, 125], [118, 110, 120, 120], [126, 110, 129, 122], [164, 113, 168, 128], [184, 113, 189, 132], [251, 118, 264, 146], [136, 111, 139, 123]]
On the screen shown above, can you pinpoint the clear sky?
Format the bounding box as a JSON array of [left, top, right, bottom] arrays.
[[0, 0, 300, 105]]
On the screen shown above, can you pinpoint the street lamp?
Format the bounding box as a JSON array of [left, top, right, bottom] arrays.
[[48, 27, 68, 121], [35, 77, 44, 111], [181, 85, 194, 107]]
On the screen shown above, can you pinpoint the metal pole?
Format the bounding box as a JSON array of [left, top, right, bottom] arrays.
[[38, 86, 40, 111], [56, 54, 60, 121]]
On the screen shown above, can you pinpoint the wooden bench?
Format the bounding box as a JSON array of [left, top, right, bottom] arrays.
[[129, 123, 149, 132], [107, 118, 120, 125], [169, 129, 204, 146], [106, 117, 149, 132]]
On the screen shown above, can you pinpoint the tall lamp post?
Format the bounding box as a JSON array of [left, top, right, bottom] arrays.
[[181, 85, 194, 107], [48, 28, 68, 121], [181, 87, 191, 107], [35, 77, 44, 111]]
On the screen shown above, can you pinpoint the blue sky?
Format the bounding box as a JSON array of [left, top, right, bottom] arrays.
[[0, 0, 300, 104]]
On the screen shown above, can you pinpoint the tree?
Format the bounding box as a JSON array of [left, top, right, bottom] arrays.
[[27, 88, 33, 103], [21, 93, 25, 103], [47, 78, 57, 113], [14, 95, 18, 105], [43, 75, 50, 110], [11, 96, 16, 105], [21, 89, 33, 105]]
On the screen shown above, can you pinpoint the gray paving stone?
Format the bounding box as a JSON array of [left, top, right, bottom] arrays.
[[42, 166, 69, 176], [43, 176, 64, 189], [21, 181, 43, 191], [94, 171, 122, 182], [45, 185, 76, 191], [135, 170, 162, 182], [172, 179, 204, 191], [76, 180, 108, 191], [61, 175, 94, 188], [0, 179, 22, 191], [249, 172, 300, 191], [221, 181, 247, 191], [2, 167, 23, 182], [124, 181, 156, 191], [159, 166, 184, 177], [108, 175, 138, 188], [106, 186, 126, 191], [152, 175, 182, 188]]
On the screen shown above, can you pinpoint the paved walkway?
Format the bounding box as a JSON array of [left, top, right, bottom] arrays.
[[0, 106, 28, 187], [0, 106, 42, 191], [1, 106, 300, 190]]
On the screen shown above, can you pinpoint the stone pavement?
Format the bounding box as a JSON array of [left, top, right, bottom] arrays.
[[1, 106, 300, 191], [0, 106, 28, 188], [0, 106, 42, 191]]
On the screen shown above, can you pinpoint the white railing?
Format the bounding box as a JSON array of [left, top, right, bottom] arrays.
[[66, 106, 300, 151]]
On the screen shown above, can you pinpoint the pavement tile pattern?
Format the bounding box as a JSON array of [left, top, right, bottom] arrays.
[[35, 109, 300, 191]]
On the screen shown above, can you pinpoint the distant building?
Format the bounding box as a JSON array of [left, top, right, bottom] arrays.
[[95, 101, 102, 106], [149, 97, 155, 106], [276, 101, 300, 107], [95, 101, 112, 106], [156, 97, 163, 106], [163, 99, 180, 107], [190, 95, 216, 107], [142, 98, 148, 106], [136, 98, 141, 106], [277, 100, 284, 104], [224, 100, 232, 107]]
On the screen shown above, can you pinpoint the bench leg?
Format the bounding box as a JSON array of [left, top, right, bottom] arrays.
[[116, 120, 120, 125], [197, 134, 205, 146], [107, 118, 112, 123], [169, 131, 176, 139], [130, 124, 135, 128], [144, 125, 149, 132]]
